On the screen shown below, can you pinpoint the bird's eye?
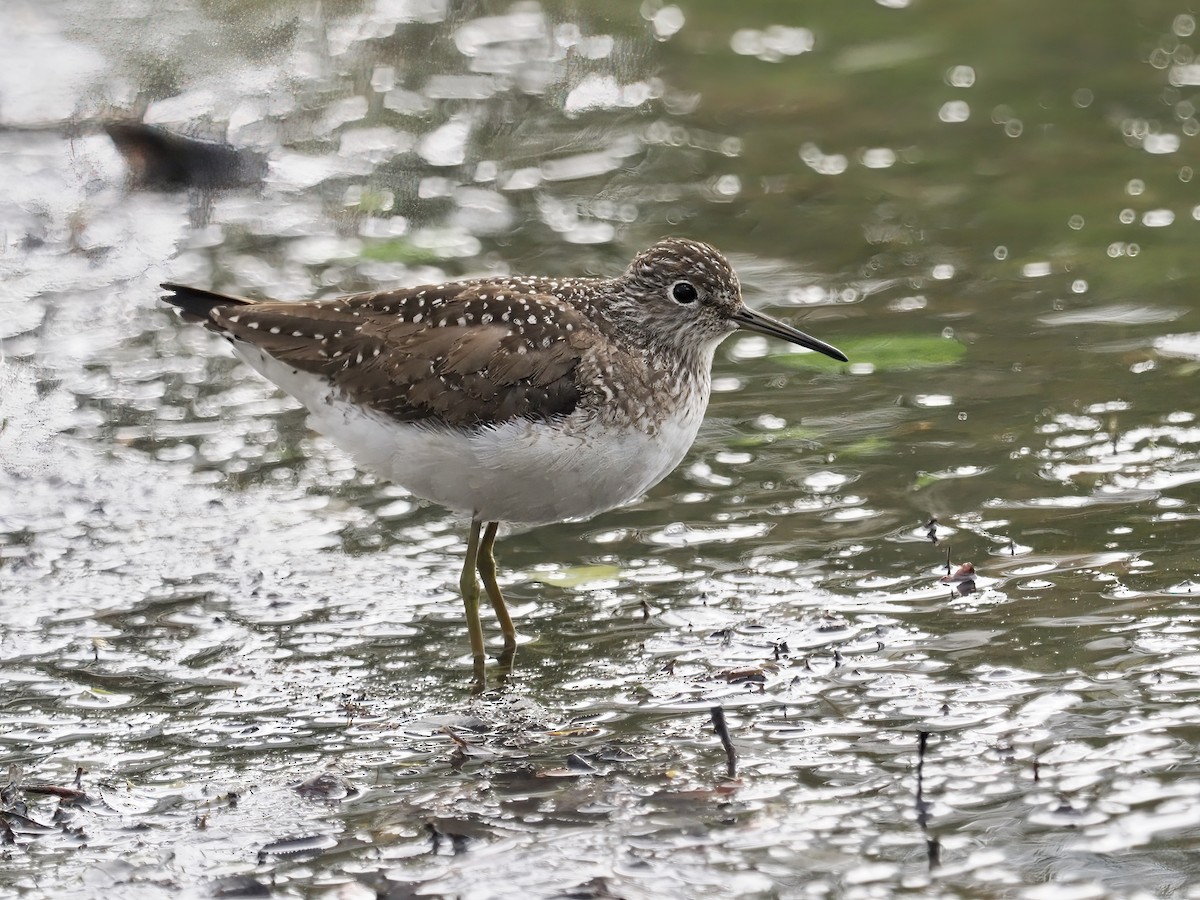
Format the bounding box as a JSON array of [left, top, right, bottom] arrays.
[[671, 281, 698, 304]]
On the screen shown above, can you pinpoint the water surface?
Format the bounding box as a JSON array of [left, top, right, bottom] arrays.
[[4, 1, 1200, 897]]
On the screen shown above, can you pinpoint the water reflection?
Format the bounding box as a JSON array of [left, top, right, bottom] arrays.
[[7, 0, 1200, 896]]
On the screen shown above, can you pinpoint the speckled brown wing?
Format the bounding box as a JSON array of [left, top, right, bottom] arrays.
[[164, 283, 594, 428]]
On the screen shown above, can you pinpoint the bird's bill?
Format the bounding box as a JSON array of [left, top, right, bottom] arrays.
[[731, 307, 848, 362]]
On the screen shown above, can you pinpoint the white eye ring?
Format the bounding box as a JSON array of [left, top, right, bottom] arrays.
[[671, 281, 698, 304]]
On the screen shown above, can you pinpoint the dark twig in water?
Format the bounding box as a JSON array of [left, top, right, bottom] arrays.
[[915, 732, 930, 828], [441, 726, 469, 771], [710, 707, 737, 779], [915, 731, 940, 870]]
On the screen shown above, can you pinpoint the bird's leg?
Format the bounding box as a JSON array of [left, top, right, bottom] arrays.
[[460, 519, 487, 690], [477, 521, 517, 675]]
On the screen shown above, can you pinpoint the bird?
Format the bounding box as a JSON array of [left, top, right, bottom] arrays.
[[161, 238, 847, 689]]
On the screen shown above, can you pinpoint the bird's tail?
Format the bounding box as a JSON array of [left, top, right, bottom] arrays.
[[160, 283, 257, 323]]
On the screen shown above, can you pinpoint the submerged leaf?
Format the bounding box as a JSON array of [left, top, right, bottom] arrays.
[[360, 239, 444, 265], [770, 334, 967, 371], [838, 435, 892, 457], [532, 564, 623, 588], [728, 424, 825, 448]]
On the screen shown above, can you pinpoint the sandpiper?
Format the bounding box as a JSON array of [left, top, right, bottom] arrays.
[[162, 238, 846, 688]]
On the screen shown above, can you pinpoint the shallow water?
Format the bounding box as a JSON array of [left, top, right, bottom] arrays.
[[4, 1, 1200, 897]]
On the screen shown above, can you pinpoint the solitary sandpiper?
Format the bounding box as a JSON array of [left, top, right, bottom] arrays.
[[162, 238, 846, 688]]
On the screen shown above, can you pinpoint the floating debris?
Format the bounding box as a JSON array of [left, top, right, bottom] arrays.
[[940, 562, 976, 585], [291, 771, 358, 802]]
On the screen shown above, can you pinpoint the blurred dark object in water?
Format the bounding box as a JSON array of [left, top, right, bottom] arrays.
[[105, 123, 266, 191]]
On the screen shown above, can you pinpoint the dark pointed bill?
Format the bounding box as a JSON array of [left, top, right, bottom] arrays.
[[731, 307, 848, 362]]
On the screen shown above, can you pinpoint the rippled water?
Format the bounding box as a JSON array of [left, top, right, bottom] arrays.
[[5, 1, 1200, 897]]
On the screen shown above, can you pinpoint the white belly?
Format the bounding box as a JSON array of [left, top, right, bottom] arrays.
[[232, 344, 708, 524]]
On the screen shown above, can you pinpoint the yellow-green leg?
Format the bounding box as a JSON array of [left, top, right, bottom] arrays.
[[477, 521, 517, 673], [460, 519, 487, 690]]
